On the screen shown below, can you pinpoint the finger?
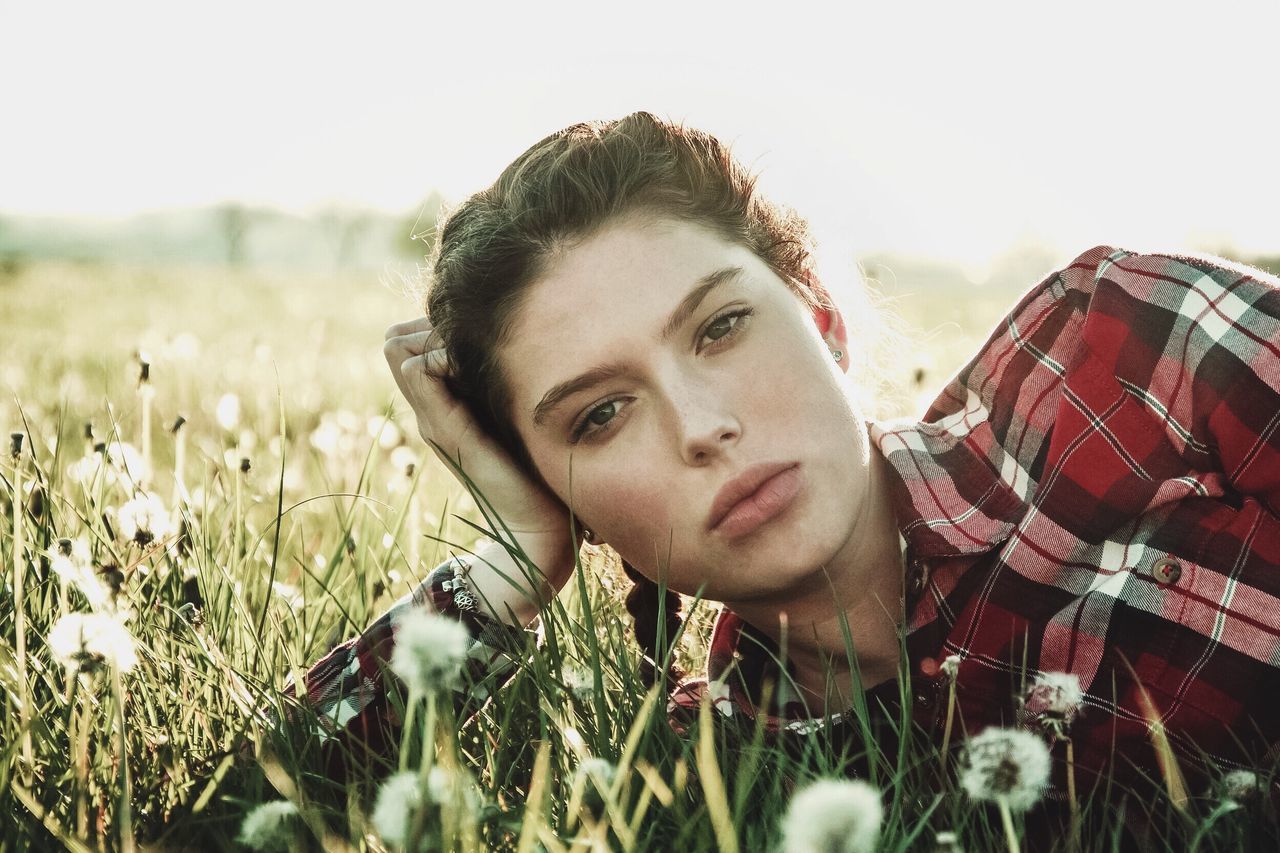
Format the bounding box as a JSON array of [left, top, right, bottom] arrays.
[[384, 329, 440, 358], [397, 348, 452, 392], [384, 316, 432, 341]]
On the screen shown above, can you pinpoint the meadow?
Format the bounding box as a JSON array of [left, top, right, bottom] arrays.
[[2, 256, 1277, 851]]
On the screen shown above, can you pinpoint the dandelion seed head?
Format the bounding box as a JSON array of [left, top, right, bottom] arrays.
[[116, 491, 175, 545], [237, 800, 299, 852], [934, 830, 964, 852], [389, 609, 471, 693], [940, 654, 962, 680], [368, 415, 403, 449], [48, 612, 139, 673], [575, 757, 617, 790], [562, 665, 596, 702], [1024, 671, 1084, 732], [216, 392, 241, 431], [425, 765, 481, 812], [47, 539, 111, 610], [780, 778, 883, 853], [270, 581, 305, 611], [371, 771, 423, 850], [574, 757, 617, 816], [960, 727, 1051, 812], [391, 445, 418, 474], [308, 416, 345, 457], [1219, 768, 1262, 805], [68, 441, 150, 488]]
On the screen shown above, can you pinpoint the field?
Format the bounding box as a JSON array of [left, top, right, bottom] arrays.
[[2, 256, 1275, 851]]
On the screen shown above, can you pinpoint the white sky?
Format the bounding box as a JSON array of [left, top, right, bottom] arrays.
[[3, 1, 1278, 267]]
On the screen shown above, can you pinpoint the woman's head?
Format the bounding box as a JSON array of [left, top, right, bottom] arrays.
[[422, 111, 878, 678], [425, 111, 838, 490]]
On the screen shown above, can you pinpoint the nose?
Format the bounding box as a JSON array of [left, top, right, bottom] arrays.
[[671, 379, 741, 465]]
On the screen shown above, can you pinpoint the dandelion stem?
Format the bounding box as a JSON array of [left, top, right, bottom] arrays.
[[139, 384, 153, 492], [1065, 736, 1079, 848], [72, 677, 90, 839], [111, 664, 136, 853], [235, 460, 245, 566], [998, 796, 1019, 853], [172, 418, 187, 506], [407, 486, 421, 569], [399, 688, 420, 774], [940, 678, 957, 780], [1064, 732, 1075, 814], [407, 693, 439, 851]]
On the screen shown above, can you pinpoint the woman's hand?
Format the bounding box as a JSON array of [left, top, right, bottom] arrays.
[[383, 316, 579, 617]]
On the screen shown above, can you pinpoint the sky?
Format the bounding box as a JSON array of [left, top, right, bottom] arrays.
[[3, 1, 1278, 271]]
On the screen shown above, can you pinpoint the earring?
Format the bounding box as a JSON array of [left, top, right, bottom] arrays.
[[830, 349, 843, 361], [582, 527, 600, 546]]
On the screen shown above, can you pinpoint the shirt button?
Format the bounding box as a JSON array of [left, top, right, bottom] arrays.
[[1152, 557, 1182, 584]]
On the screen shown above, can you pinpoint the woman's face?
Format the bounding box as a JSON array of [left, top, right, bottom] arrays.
[[499, 215, 872, 604]]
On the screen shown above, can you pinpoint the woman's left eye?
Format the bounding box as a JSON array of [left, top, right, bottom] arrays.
[[698, 307, 754, 351]]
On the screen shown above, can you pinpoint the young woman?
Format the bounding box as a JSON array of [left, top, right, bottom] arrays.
[[290, 112, 1280, 811]]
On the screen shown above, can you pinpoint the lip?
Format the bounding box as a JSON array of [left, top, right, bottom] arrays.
[[706, 462, 802, 536]]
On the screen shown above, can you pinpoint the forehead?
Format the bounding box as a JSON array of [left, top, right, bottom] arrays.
[[501, 217, 773, 422]]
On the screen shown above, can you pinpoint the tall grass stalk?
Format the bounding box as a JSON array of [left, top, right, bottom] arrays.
[[10, 432, 33, 785]]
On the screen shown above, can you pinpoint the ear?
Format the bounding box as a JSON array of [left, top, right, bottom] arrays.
[[813, 302, 850, 373]]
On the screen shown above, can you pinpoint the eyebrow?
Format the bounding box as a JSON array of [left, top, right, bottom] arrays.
[[531, 265, 745, 428]]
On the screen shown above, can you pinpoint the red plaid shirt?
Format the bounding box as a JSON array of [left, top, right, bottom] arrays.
[[290, 245, 1280, 797]]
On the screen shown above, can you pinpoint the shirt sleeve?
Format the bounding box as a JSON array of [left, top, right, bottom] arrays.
[[1069, 248, 1280, 515], [278, 552, 535, 770]]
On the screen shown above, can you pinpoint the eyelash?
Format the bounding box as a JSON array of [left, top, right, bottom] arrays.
[[568, 306, 756, 444]]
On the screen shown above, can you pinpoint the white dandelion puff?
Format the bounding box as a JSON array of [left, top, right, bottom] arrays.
[[270, 581, 305, 611], [780, 778, 883, 853], [1218, 768, 1262, 805], [390, 445, 418, 474], [116, 491, 175, 546], [575, 757, 617, 791], [48, 612, 139, 673], [573, 757, 618, 817], [562, 664, 596, 702], [1024, 671, 1084, 734], [371, 771, 424, 850], [237, 800, 299, 852], [426, 765, 481, 812], [308, 417, 342, 457], [960, 727, 1052, 812], [388, 609, 471, 694], [67, 441, 151, 489], [934, 830, 964, 853], [48, 539, 111, 610], [940, 654, 962, 680], [215, 392, 241, 432], [368, 415, 403, 449]]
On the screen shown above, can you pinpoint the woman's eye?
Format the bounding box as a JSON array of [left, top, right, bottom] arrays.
[[699, 307, 754, 351], [571, 399, 625, 443], [569, 307, 754, 444]]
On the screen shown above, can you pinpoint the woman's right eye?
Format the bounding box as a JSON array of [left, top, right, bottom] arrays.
[[570, 398, 628, 444]]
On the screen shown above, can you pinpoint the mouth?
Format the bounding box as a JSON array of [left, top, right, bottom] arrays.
[[706, 462, 803, 539]]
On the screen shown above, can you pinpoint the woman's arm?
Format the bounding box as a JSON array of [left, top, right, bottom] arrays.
[[282, 532, 577, 776]]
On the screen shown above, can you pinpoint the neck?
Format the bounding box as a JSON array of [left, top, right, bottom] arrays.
[[724, 445, 904, 715]]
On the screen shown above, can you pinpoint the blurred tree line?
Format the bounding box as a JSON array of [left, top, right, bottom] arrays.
[[0, 191, 447, 273]]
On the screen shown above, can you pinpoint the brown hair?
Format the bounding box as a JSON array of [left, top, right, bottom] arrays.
[[422, 111, 833, 689]]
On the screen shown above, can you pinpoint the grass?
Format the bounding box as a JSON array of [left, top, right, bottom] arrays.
[[3, 258, 1278, 851]]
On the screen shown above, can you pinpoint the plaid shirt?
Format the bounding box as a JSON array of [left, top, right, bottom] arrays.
[[290, 245, 1280, 797]]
